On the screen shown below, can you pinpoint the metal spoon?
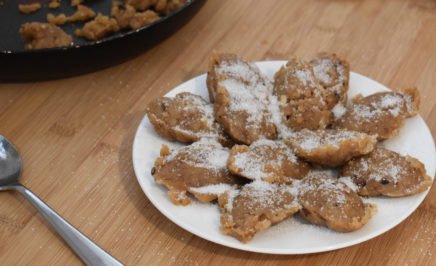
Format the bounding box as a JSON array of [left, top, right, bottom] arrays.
[[0, 135, 123, 265]]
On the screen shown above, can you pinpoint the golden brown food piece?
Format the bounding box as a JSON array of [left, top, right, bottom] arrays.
[[69, 5, 96, 22], [340, 147, 433, 197], [155, 0, 188, 15], [47, 13, 68, 25], [218, 181, 301, 242], [75, 15, 120, 41], [111, 3, 137, 28], [398, 87, 420, 117], [228, 139, 309, 183], [146, 92, 231, 146], [71, 0, 83, 6], [152, 139, 239, 205], [298, 172, 377, 232], [274, 58, 332, 130], [309, 52, 350, 109], [334, 89, 420, 140], [285, 129, 377, 167], [129, 10, 160, 29], [126, 0, 157, 11], [20, 22, 73, 50], [207, 53, 277, 144], [112, 2, 159, 29], [49, 0, 61, 9], [18, 3, 41, 14]]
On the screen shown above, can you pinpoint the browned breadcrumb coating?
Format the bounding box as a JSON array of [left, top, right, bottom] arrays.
[[49, 0, 61, 9], [20, 22, 73, 49], [75, 14, 120, 41], [218, 181, 301, 242], [285, 129, 377, 167], [69, 4, 96, 22], [146, 92, 232, 147], [309, 52, 350, 108], [340, 147, 433, 197], [334, 89, 420, 140], [129, 10, 160, 29], [18, 3, 41, 14], [71, 0, 83, 6], [228, 139, 309, 183], [274, 57, 332, 130], [111, 3, 137, 29], [207, 52, 277, 144], [152, 139, 240, 206], [126, 0, 157, 11], [47, 13, 68, 25], [155, 0, 188, 15], [298, 172, 377, 232]]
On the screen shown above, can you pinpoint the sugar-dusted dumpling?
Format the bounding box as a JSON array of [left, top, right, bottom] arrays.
[[207, 53, 277, 144], [309, 52, 350, 109], [146, 92, 232, 146], [218, 181, 300, 242], [340, 147, 433, 197], [228, 139, 309, 183], [152, 139, 240, 205], [298, 172, 377, 232], [285, 129, 377, 167], [334, 89, 420, 140]]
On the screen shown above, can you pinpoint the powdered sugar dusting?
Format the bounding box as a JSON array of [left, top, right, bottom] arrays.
[[165, 138, 229, 173], [339, 176, 359, 192], [190, 184, 234, 195], [232, 140, 297, 180], [350, 92, 406, 121], [295, 69, 316, 86], [289, 129, 370, 152], [402, 94, 414, 115], [345, 148, 408, 184], [225, 188, 239, 212], [268, 94, 294, 138], [332, 103, 346, 120], [217, 60, 273, 128], [299, 173, 355, 207], [312, 59, 333, 84], [238, 180, 298, 210], [171, 93, 221, 139]]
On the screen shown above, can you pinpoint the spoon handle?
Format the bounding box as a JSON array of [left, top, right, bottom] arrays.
[[13, 185, 123, 266]]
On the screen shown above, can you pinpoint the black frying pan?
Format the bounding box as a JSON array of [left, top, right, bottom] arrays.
[[0, 0, 205, 82]]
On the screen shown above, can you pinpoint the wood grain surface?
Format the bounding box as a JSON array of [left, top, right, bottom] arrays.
[[1, 0, 436, 265]]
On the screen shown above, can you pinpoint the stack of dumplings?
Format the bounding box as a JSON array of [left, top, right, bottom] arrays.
[[145, 51, 433, 243]]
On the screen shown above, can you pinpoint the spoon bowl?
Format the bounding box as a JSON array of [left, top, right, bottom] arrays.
[[0, 135, 21, 188]]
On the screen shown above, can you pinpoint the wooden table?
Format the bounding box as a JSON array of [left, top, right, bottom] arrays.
[[1, 0, 435, 264]]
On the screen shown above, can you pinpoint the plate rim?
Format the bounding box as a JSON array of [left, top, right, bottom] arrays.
[[132, 61, 435, 254]]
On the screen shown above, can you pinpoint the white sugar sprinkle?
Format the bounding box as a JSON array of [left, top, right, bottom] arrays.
[[165, 138, 229, 173], [295, 69, 316, 86], [339, 176, 359, 192], [217, 60, 272, 128], [232, 139, 297, 180], [312, 59, 333, 84], [332, 103, 346, 120], [290, 130, 367, 152], [189, 184, 234, 195]]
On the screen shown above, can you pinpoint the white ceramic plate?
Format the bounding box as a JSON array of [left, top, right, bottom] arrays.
[[132, 61, 435, 254]]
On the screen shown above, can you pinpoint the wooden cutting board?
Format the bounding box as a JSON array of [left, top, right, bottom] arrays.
[[0, 0, 435, 264]]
